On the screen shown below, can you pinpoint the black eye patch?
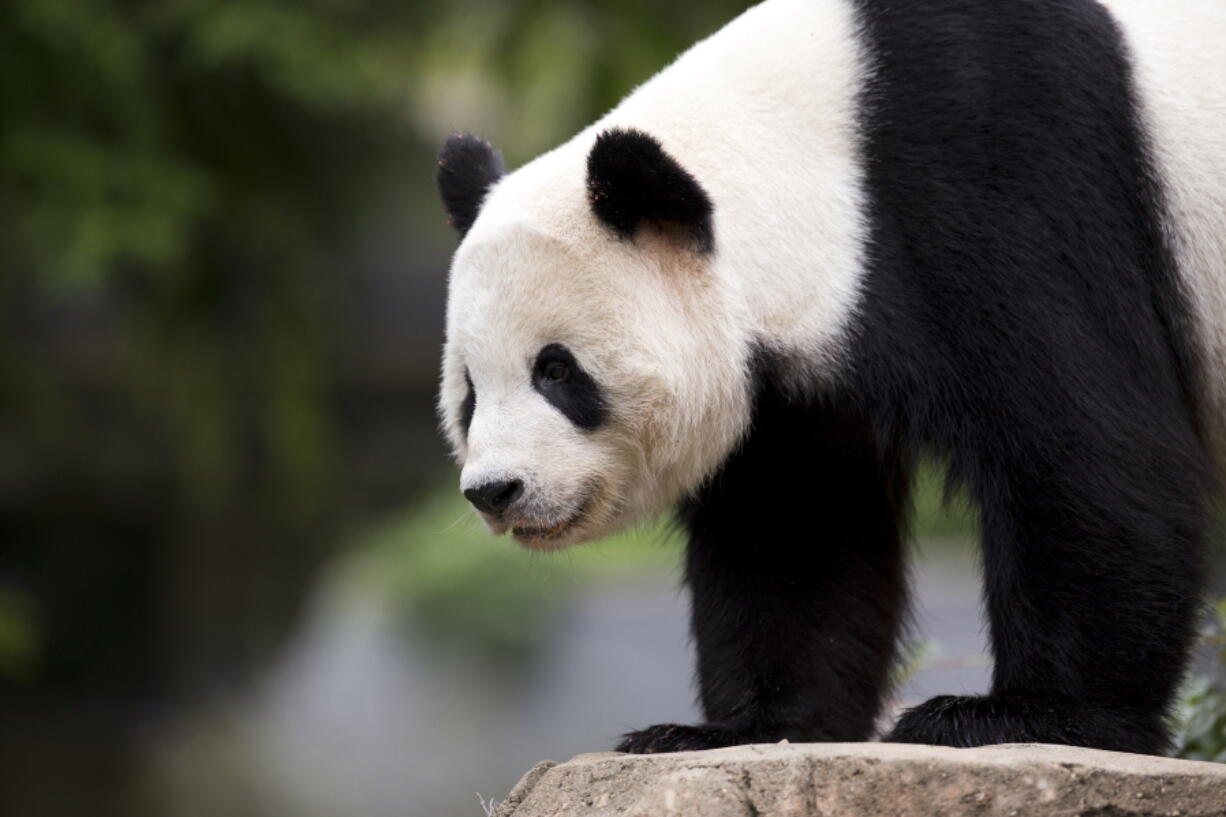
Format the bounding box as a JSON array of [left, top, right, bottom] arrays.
[[460, 369, 476, 436], [532, 344, 607, 431]]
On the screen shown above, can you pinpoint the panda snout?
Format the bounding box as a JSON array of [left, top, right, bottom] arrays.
[[463, 478, 524, 516]]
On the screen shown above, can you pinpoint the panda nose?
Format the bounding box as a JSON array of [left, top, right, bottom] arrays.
[[464, 479, 524, 515]]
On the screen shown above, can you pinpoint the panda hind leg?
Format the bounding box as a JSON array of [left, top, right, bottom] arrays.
[[887, 442, 1205, 756]]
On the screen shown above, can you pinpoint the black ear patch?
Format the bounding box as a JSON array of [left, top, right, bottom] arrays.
[[437, 132, 506, 237], [586, 128, 714, 252]]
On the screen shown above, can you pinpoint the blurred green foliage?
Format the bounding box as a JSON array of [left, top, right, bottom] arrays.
[[910, 460, 978, 539], [0, 584, 42, 681], [410, 0, 750, 165], [345, 489, 680, 662], [3, 0, 421, 511], [1173, 598, 1226, 762], [348, 460, 977, 663]]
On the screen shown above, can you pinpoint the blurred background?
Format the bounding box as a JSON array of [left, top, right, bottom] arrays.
[[2, 2, 1223, 816]]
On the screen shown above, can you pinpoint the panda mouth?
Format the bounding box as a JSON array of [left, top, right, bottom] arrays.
[[511, 493, 595, 543]]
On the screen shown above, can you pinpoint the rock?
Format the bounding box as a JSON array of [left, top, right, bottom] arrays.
[[492, 742, 1226, 817]]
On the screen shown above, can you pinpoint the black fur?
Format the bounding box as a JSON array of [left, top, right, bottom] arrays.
[[848, 0, 1207, 755], [587, 128, 715, 252], [618, 354, 910, 752], [887, 694, 1169, 755], [437, 132, 506, 236], [621, 0, 1208, 756], [460, 369, 476, 437], [532, 343, 608, 431]]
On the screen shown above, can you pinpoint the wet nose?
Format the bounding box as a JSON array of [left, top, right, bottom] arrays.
[[464, 479, 524, 515]]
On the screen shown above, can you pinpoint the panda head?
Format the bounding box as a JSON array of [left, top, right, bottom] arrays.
[[436, 128, 754, 549]]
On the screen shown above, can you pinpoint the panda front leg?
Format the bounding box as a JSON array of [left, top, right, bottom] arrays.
[[616, 384, 910, 753], [887, 447, 1206, 755]]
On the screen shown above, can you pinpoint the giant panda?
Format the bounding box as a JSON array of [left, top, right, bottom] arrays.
[[434, 0, 1226, 755]]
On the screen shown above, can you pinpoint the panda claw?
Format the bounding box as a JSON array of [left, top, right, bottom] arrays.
[[616, 722, 747, 754]]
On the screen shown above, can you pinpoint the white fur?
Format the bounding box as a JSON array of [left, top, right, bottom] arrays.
[[1098, 0, 1226, 468], [440, 0, 869, 547]]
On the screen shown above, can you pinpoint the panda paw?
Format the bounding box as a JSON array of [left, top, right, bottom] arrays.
[[615, 722, 746, 754]]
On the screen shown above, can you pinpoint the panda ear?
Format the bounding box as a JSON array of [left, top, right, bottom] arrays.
[[586, 128, 714, 253], [437, 132, 507, 237]]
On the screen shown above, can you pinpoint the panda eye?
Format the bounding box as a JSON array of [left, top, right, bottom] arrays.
[[531, 343, 608, 430], [542, 359, 570, 383]]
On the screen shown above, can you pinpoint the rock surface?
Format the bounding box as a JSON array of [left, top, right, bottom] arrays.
[[492, 742, 1226, 817]]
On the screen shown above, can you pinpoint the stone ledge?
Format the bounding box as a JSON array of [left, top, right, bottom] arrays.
[[493, 742, 1226, 817]]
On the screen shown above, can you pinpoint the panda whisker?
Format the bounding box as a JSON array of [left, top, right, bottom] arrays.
[[435, 510, 480, 535]]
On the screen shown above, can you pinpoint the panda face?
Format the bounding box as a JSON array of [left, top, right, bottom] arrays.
[[441, 225, 749, 549], [438, 139, 755, 548]]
